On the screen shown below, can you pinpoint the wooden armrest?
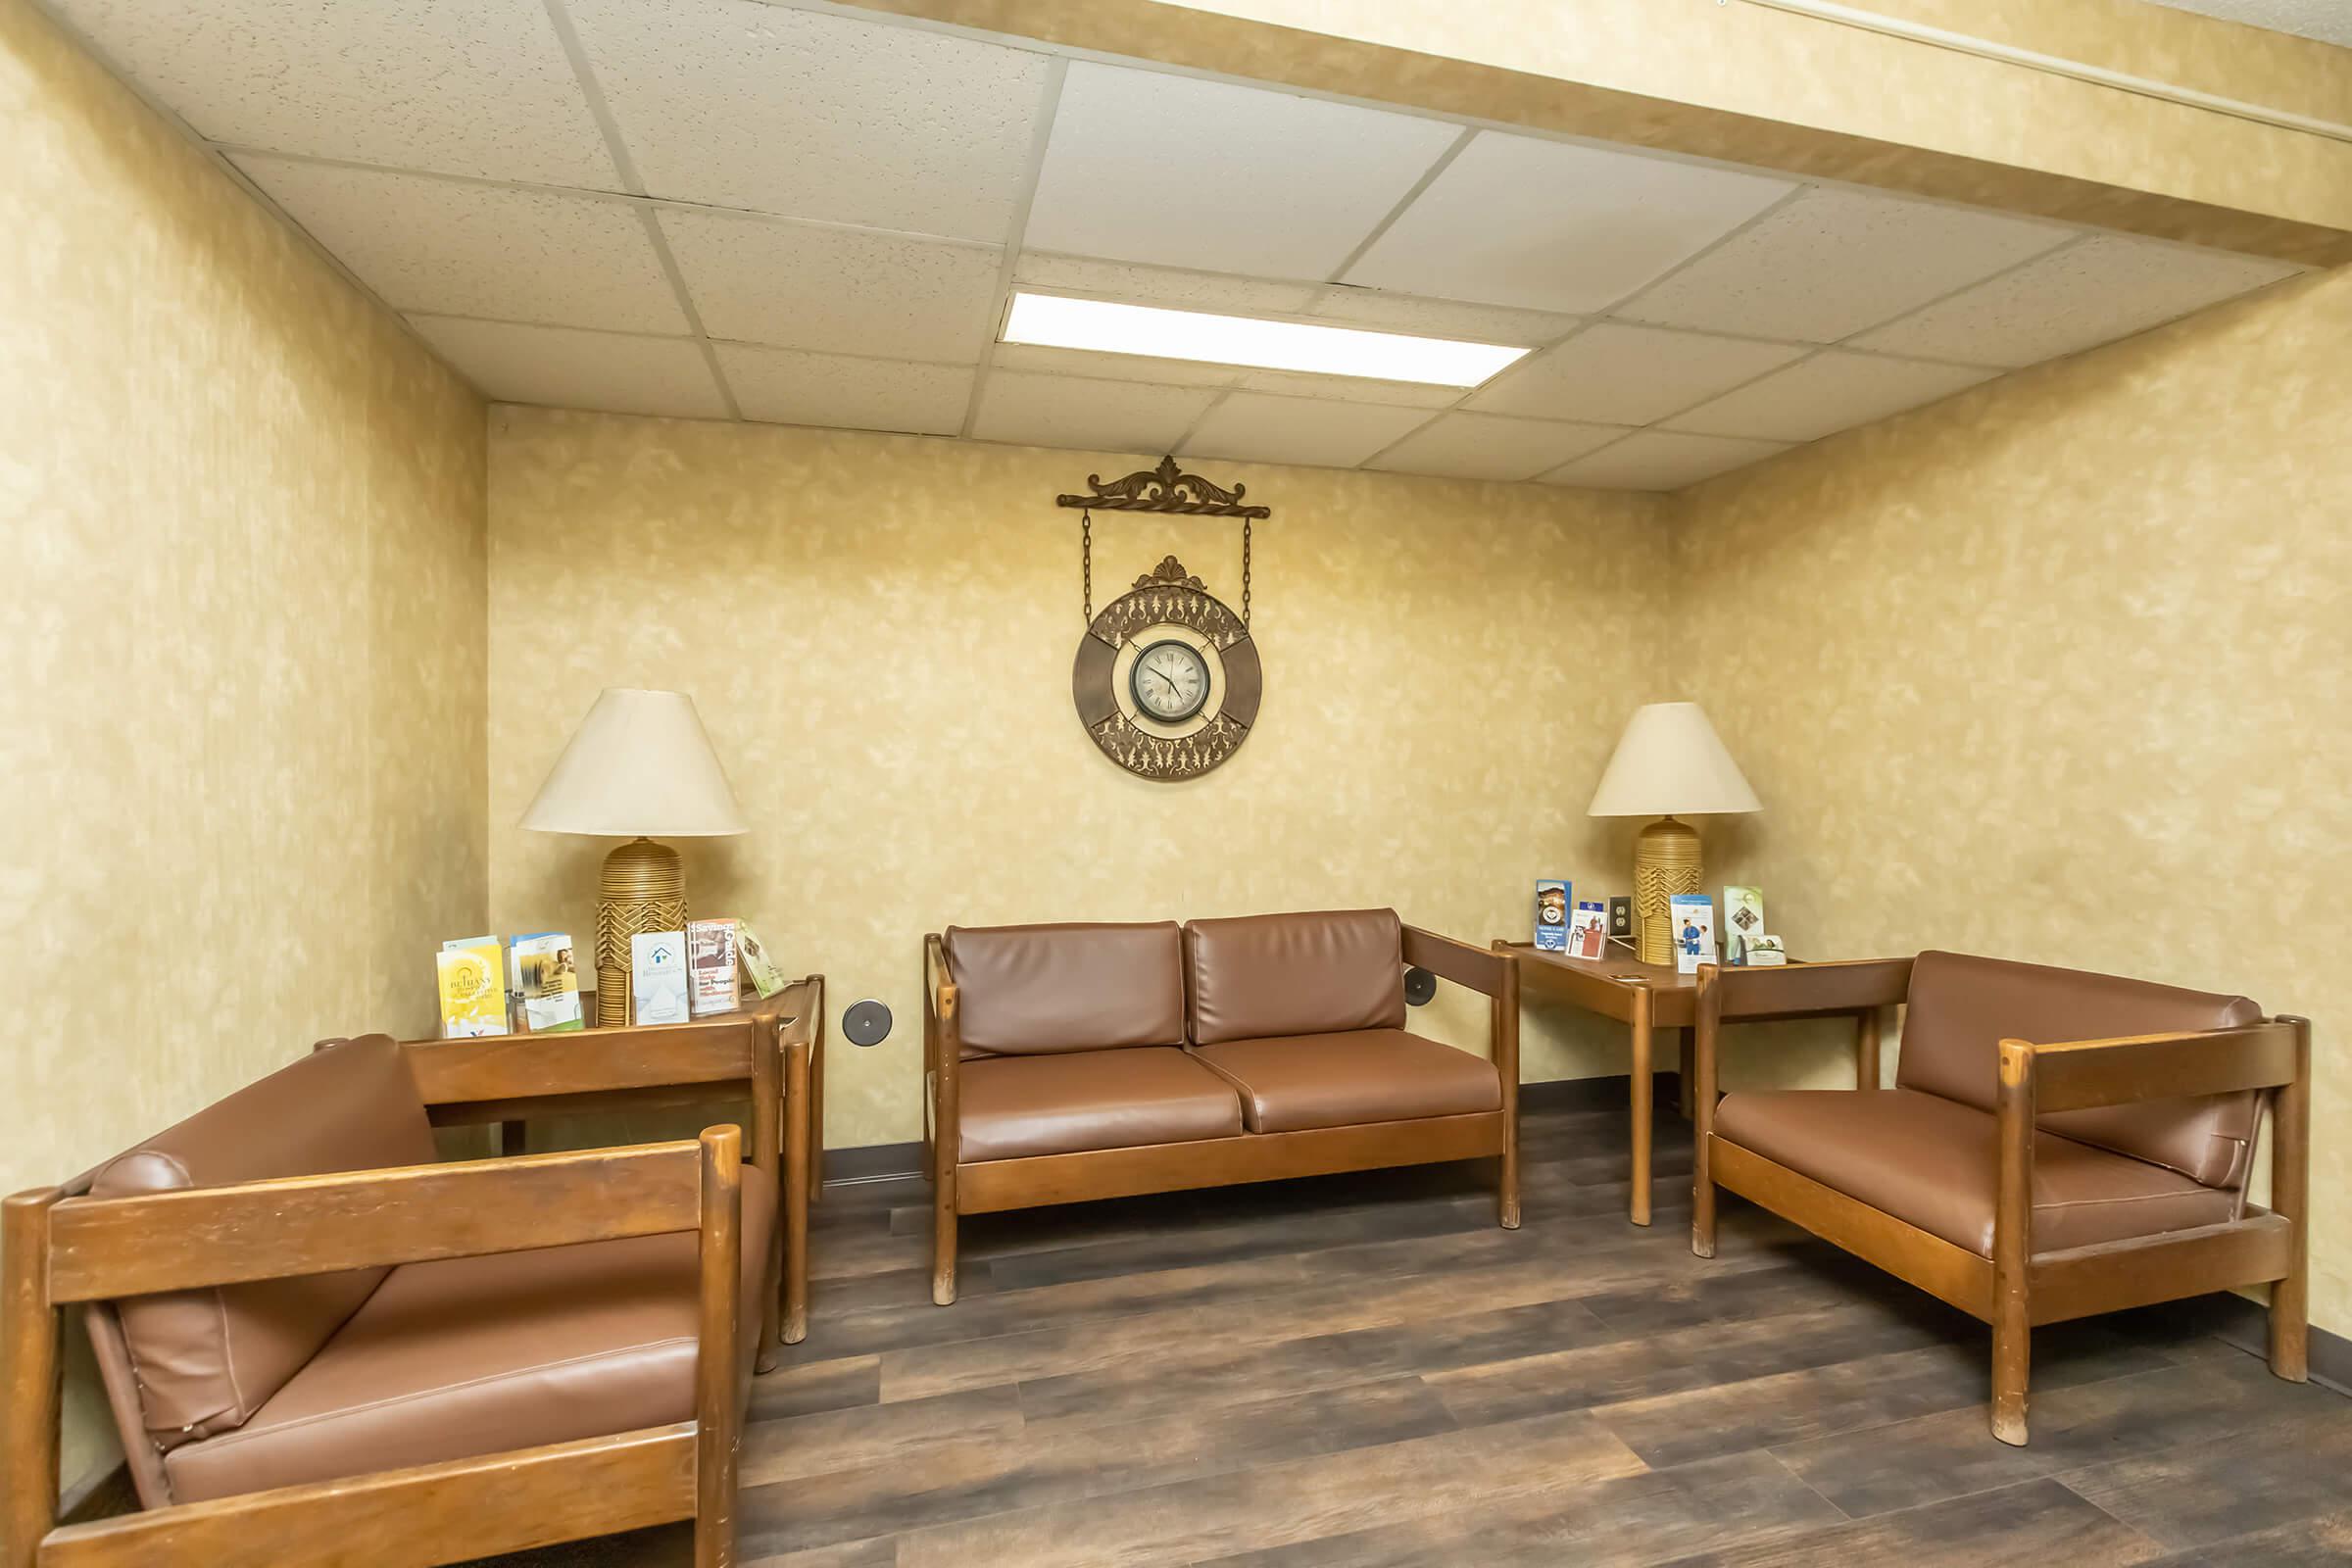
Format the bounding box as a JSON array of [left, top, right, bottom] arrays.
[[1402, 926, 1509, 998], [397, 1018, 761, 1106], [1704, 956, 1914, 1020], [925, 934, 953, 1012], [42, 1138, 719, 1303], [776, 975, 823, 1051], [2007, 1020, 2301, 1113], [925, 935, 958, 1065]]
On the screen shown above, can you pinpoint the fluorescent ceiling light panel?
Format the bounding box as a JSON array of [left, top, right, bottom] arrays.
[[1001, 292, 1530, 387]]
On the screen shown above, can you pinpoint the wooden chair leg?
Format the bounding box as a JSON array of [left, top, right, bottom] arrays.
[[694, 1130, 743, 1568], [2268, 1015, 2312, 1382], [1990, 1311, 2031, 1446], [1991, 1040, 2034, 1446], [4, 1190, 62, 1568], [932, 1167, 958, 1306], [781, 1041, 811, 1348]]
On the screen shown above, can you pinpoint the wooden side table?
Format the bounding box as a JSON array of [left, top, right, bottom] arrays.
[[397, 974, 827, 1347], [1493, 943, 1900, 1226]]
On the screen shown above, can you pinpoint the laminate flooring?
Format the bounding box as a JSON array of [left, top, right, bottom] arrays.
[[471, 1100, 2351, 1567]]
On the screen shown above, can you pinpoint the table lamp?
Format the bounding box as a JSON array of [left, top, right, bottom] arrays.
[[1587, 702, 1761, 966], [520, 689, 748, 1026]]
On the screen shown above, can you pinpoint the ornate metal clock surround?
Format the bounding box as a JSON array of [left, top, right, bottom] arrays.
[[1059, 458, 1268, 783]]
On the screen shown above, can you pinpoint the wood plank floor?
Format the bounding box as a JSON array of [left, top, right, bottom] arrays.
[[470, 1100, 2351, 1567]]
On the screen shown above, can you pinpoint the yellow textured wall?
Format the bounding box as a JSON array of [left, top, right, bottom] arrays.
[[485, 409, 1672, 1149], [1672, 265, 2352, 1337], [1, 0, 488, 1487]]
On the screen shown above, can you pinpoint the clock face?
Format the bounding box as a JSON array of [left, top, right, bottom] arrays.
[[1130, 639, 1210, 722]]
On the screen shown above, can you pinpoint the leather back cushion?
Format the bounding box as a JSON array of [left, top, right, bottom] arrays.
[[89, 1036, 438, 1446], [1185, 909, 1406, 1046], [1897, 950, 2262, 1188], [944, 922, 1186, 1054]]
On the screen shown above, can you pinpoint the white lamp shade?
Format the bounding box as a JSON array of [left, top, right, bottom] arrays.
[[519, 688, 749, 837], [1587, 702, 1761, 818]]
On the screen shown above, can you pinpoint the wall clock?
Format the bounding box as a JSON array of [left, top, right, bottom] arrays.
[[1058, 458, 1270, 783], [1072, 556, 1262, 780]]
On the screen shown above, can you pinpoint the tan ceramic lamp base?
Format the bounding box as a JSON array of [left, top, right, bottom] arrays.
[[595, 836, 686, 1027], [1633, 815, 1702, 966]]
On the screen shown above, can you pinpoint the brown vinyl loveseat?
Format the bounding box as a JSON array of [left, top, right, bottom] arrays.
[[1691, 951, 2311, 1446], [3, 1032, 780, 1568], [923, 908, 1519, 1303]]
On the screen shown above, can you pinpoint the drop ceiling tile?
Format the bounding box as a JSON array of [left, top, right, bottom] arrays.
[[1467, 323, 1805, 425], [236, 157, 688, 332], [970, 371, 1219, 456], [1851, 234, 2303, 368], [1668, 351, 1997, 442], [1345, 133, 1793, 313], [1308, 289, 1580, 347], [1025, 63, 1459, 280], [1182, 394, 1435, 469], [1541, 431, 1790, 491], [1234, 369, 1459, 409], [410, 318, 726, 418], [51, 0, 617, 187], [716, 344, 973, 435], [1618, 187, 2077, 342], [660, 210, 1000, 362], [564, 0, 1049, 243], [1012, 255, 1323, 316], [992, 344, 1241, 388], [1369, 413, 1626, 483]]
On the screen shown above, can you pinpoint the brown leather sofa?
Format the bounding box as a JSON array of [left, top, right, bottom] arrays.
[[1690, 951, 2311, 1446], [2, 1034, 779, 1567], [923, 907, 1519, 1303]]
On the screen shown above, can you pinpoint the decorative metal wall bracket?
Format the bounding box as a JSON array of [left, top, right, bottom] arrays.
[[1060, 456, 1270, 626], [1055, 455, 1271, 518]]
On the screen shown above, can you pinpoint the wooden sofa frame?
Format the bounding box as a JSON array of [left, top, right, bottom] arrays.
[[922, 926, 1519, 1306], [382, 973, 826, 1354], [4, 1129, 747, 1568], [1689, 957, 2311, 1446]]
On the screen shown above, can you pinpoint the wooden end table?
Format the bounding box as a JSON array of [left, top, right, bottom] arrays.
[[416, 976, 827, 1344], [1492, 943, 1889, 1226]]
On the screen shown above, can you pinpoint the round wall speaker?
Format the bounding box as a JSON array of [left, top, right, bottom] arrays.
[[1403, 966, 1437, 1006], [842, 1000, 893, 1047]]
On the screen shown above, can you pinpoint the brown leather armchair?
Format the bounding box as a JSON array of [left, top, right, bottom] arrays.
[[2, 1035, 778, 1568], [1690, 951, 2310, 1446], [923, 908, 1520, 1305]]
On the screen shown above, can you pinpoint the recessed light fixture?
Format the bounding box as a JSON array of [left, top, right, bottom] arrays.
[[1000, 292, 1530, 388]]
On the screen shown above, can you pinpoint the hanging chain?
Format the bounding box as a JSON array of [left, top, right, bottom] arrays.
[[1080, 508, 1093, 624], [1241, 518, 1252, 627]]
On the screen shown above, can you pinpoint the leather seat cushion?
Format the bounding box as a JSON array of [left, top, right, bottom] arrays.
[[164, 1161, 777, 1503], [91, 1035, 441, 1446], [1714, 1088, 2237, 1259], [1184, 909, 1406, 1046], [1898, 950, 2262, 1188], [1194, 1030, 1501, 1134], [957, 1048, 1242, 1162], [945, 921, 1186, 1056]]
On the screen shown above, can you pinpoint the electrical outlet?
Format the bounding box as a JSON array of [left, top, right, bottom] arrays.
[[1608, 897, 1633, 938]]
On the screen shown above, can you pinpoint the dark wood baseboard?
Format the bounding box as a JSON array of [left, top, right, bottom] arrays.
[[60, 1453, 138, 1526], [2202, 1291, 2352, 1396], [822, 1140, 926, 1187]]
